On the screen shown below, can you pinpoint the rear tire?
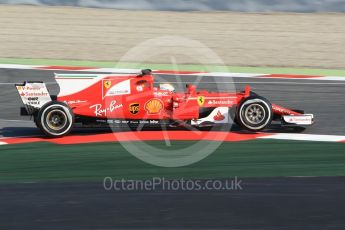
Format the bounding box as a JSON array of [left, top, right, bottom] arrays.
[[37, 101, 74, 137], [236, 96, 273, 131]]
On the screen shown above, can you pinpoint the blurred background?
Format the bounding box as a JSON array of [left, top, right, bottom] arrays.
[[0, 0, 344, 68]]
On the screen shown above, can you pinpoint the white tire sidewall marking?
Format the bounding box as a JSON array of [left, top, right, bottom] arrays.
[[40, 104, 73, 136], [239, 98, 272, 130]]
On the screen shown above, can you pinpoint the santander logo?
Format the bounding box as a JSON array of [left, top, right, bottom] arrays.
[[213, 110, 225, 121]]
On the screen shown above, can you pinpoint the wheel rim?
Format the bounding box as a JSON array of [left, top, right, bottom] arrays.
[[46, 109, 68, 131], [244, 104, 266, 125]]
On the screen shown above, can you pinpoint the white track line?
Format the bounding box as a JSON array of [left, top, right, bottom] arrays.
[[0, 132, 344, 144], [87, 68, 142, 73], [259, 133, 345, 142], [195, 72, 345, 81], [0, 83, 22, 85], [0, 119, 32, 122], [1, 64, 345, 81], [0, 64, 44, 69], [201, 72, 266, 78], [0, 82, 57, 85], [232, 82, 345, 85], [312, 76, 345, 81]]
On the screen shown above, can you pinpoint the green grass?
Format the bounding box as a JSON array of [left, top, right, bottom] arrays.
[[1, 57, 345, 76], [1, 140, 345, 183]]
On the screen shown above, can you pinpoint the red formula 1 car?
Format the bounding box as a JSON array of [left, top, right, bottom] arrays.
[[15, 69, 314, 137]]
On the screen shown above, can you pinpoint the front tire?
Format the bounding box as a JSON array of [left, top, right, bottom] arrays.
[[236, 96, 273, 132], [36, 101, 74, 137]]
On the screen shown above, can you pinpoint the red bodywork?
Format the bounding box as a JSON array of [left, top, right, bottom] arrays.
[[56, 73, 301, 121]]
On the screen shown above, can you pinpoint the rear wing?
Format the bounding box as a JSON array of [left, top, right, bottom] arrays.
[[15, 81, 52, 115]]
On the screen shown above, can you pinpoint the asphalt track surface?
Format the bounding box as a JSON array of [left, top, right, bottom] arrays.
[[1, 68, 345, 229], [1, 177, 345, 229], [0, 68, 345, 136]]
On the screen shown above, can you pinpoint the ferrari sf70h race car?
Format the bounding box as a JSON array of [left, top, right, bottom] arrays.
[[15, 69, 314, 137]]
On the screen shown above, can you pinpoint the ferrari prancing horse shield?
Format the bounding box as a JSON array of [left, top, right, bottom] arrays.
[[197, 96, 205, 106], [104, 80, 112, 89]]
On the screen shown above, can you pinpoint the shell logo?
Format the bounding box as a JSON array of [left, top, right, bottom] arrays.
[[145, 99, 163, 114]]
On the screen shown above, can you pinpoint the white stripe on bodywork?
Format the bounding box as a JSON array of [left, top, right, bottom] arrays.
[[258, 133, 345, 142], [104, 79, 131, 98], [191, 107, 229, 125], [0, 141, 7, 145], [55, 74, 106, 97], [55, 73, 135, 97]]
